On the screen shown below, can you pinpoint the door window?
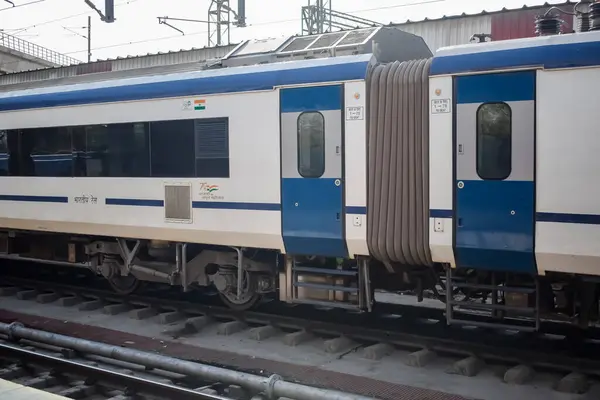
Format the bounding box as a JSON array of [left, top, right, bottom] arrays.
[[297, 112, 325, 178], [476, 102, 512, 180]]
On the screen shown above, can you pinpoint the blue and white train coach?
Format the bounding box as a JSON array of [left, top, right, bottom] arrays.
[[0, 25, 599, 330]]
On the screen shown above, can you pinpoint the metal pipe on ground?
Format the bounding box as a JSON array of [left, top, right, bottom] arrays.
[[0, 322, 372, 400]]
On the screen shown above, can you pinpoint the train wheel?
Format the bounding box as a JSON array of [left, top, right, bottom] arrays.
[[107, 274, 142, 295], [217, 269, 262, 311], [219, 291, 262, 311]]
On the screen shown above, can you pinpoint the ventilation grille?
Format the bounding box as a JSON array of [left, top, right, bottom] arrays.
[[164, 184, 192, 221], [195, 117, 229, 159]]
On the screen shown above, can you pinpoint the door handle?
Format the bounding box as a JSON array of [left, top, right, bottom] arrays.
[[336, 146, 340, 155], [457, 218, 463, 227]]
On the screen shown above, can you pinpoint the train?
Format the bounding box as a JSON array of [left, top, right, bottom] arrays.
[[0, 19, 599, 332]]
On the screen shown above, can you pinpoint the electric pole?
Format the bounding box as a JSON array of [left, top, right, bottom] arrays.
[[157, 0, 246, 47], [301, 0, 381, 35], [87, 16, 92, 62]]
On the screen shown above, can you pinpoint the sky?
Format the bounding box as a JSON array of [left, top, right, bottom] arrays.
[[0, 0, 572, 62]]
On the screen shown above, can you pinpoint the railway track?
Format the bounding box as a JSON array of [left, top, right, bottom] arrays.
[[0, 322, 375, 400], [0, 269, 600, 399], [0, 337, 231, 399]]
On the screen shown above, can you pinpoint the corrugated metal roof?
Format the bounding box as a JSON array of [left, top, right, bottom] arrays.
[[0, 44, 236, 86], [393, 1, 576, 25], [397, 14, 491, 55]]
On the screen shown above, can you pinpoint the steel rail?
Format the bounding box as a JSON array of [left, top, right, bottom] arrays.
[[0, 322, 374, 400], [0, 340, 230, 400]]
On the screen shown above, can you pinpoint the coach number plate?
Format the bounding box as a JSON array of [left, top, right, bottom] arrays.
[[431, 99, 451, 114]]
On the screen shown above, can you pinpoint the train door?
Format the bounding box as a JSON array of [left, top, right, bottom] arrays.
[[279, 85, 347, 258], [454, 71, 536, 273]]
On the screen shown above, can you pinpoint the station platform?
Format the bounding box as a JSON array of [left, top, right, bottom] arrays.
[[0, 379, 67, 399]]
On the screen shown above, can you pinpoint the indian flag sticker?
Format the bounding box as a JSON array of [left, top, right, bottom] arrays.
[[194, 99, 206, 110]]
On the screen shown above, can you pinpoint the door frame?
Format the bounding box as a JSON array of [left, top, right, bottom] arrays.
[[278, 83, 348, 258], [451, 70, 537, 273]]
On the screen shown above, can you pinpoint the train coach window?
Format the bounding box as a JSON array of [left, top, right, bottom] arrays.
[[150, 119, 195, 177], [194, 117, 229, 178], [0, 131, 8, 176], [72, 123, 150, 177], [297, 112, 325, 178], [476, 102, 512, 180], [23, 127, 73, 177]]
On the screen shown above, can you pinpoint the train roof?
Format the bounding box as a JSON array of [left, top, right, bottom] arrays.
[[431, 30, 600, 75], [0, 54, 374, 112]]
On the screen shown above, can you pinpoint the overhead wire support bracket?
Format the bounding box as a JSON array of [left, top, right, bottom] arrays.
[[84, 0, 115, 23], [157, 1, 246, 47], [157, 16, 212, 36]]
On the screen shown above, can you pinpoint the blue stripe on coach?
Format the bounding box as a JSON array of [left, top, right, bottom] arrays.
[[430, 209, 600, 226], [346, 206, 366, 215], [456, 71, 535, 104], [192, 201, 280, 211], [0, 57, 371, 112], [536, 212, 600, 225], [431, 39, 600, 75], [280, 85, 342, 113], [0, 194, 68, 203], [105, 198, 164, 207], [429, 209, 453, 218], [104, 199, 365, 214]]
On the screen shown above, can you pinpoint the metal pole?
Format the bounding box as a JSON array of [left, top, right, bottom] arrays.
[[87, 15, 92, 62], [1, 322, 372, 400]]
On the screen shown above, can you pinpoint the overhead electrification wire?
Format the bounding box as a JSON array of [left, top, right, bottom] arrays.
[[6, 0, 140, 34], [243, 0, 445, 28], [60, 0, 444, 56], [0, 0, 45, 12]]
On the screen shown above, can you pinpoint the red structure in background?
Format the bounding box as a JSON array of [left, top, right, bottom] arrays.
[[491, 3, 576, 40]]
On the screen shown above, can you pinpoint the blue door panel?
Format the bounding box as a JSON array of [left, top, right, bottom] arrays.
[[280, 84, 347, 258], [280, 85, 342, 112], [455, 180, 535, 272], [455, 71, 536, 104], [282, 178, 345, 257], [454, 71, 536, 274]]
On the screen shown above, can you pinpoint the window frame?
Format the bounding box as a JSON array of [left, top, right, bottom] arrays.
[[296, 111, 326, 179], [475, 101, 512, 181]]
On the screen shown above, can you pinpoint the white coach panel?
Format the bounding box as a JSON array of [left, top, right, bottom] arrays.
[[428, 75, 455, 267], [344, 81, 369, 257], [0, 90, 285, 251], [535, 67, 600, 277]]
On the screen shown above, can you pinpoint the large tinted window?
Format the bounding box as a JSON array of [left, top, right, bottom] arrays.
[[73, 123, 150, 177], [297, 112, 325, 178], [150, 119, 195, 177], [21, 127, 72, 177], [2, 117, 229, 179], [477, 103, 512, 180], [0, 131, 8, 176]]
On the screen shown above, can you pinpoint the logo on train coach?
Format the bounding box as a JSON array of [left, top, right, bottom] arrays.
[[199, 182, 223, 200], [182, 99, 206, 111]]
